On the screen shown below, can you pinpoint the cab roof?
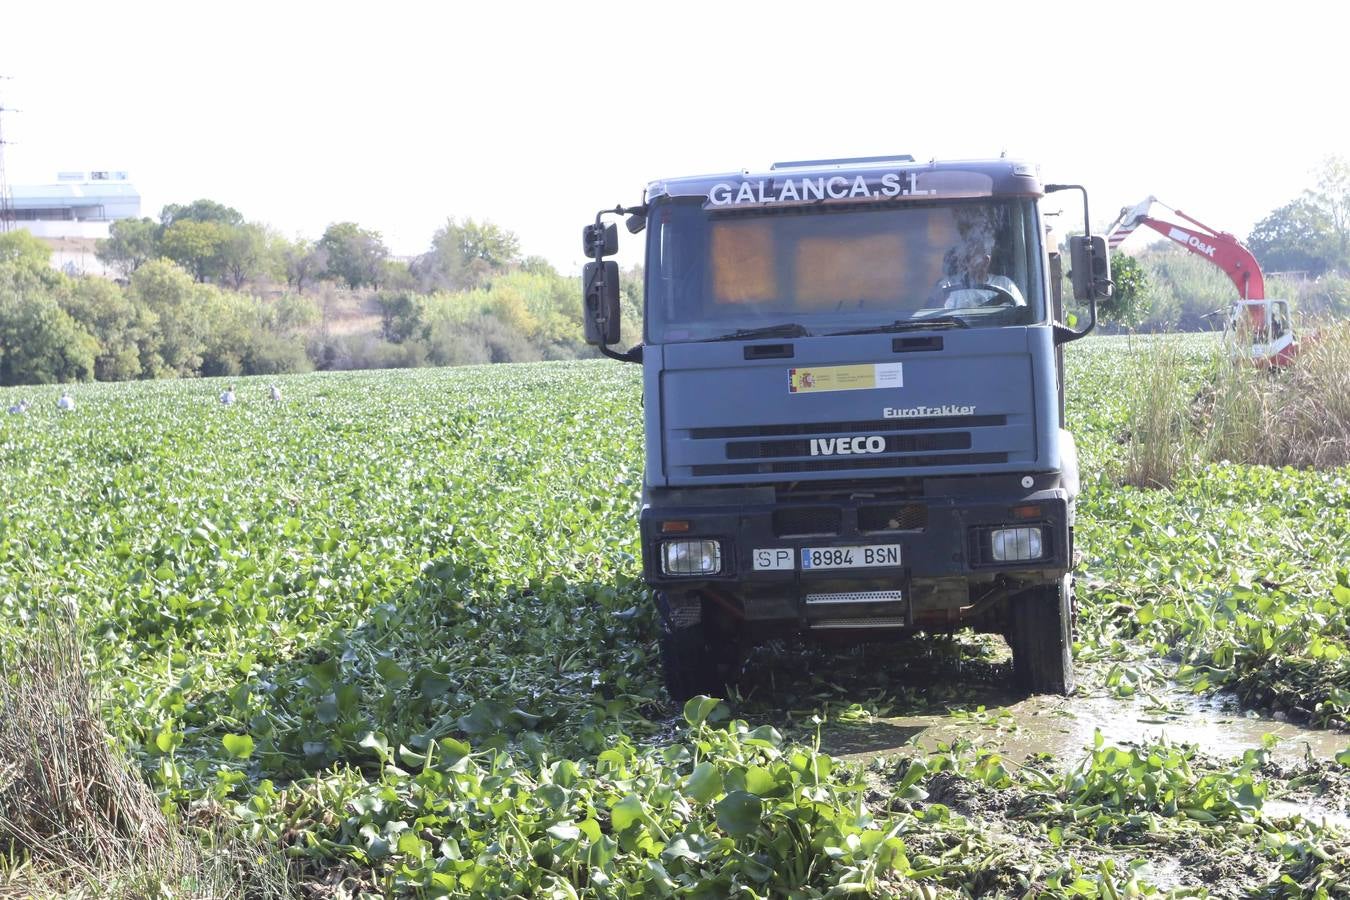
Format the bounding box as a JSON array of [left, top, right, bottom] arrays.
[[647, 157, 1043, 204]]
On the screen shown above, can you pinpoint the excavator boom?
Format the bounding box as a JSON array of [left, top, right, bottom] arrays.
[[1106, 197, 1265, 299]]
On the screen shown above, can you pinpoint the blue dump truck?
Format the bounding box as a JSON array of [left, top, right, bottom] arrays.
[[581, 155, 1111, 700]]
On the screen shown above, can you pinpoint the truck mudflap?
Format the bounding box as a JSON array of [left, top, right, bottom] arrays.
[[641, 478, 1072, 629]]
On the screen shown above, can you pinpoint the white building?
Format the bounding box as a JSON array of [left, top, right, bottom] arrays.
[[7, 171, 142, 276]]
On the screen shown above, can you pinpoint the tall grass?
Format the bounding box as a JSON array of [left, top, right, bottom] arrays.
[[1120, 335, 1203, 488], [0, 621, 292, 899], [1121, 322, 1350, 485], [1251, 320, 1350, 467]]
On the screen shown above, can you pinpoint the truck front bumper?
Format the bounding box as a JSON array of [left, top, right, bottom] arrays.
[[640, 472, 1072, 629]]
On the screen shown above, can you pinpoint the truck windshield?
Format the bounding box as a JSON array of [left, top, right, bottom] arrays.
[[645, 197, 1043, 343]]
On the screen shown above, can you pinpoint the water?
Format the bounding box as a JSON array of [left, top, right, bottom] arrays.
[[826, 679, 1349, 767]]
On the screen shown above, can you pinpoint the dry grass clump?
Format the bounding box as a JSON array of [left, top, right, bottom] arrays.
[[0, 620, 292, 898], [0, 621, 169, 877], [1122, 321, 1350, 486], [1249, 320, 1350, 468]]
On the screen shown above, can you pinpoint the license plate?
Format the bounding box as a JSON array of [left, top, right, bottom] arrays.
[[752, 548, 796, 571], [801, 545, 901, 570]]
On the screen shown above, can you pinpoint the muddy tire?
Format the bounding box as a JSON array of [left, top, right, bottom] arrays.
[[1008, 576, 1075, 695], [656, 592, 739, 702]]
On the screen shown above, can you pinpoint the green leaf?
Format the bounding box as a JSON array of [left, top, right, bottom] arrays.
[[375, 656, 409, 686], [547, 823, 580, 842], [715, 790, 762, 838], [743, 765, 780, 797], [396, 830, 427, 858], [683, 695, 722, 727], [358, 731, 390, 761], [316, 695, 339, 725], [537, 784, 566, 810], [221, 733, 254, 759], [685, 761, 723, 803], [610, 794, 645, 832]]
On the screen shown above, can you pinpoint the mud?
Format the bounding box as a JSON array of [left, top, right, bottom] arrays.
[[824, 676, 1350, 768], [731, 639, 1349, 894]]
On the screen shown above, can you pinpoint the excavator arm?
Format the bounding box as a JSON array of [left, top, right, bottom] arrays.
[[1105, 196, 1266, 300], [1106, 197, 1302, 367]]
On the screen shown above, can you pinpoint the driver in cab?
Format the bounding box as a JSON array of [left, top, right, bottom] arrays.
[[932, 241, 1025, 310]]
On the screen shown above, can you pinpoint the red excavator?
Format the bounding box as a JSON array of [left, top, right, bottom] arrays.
[[1105, 197, 1300, 367]]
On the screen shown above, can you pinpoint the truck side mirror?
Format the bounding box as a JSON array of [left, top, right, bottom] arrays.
[[582, 260, 621, 346], [582, 223, 618, 258], [1069, 235, 1112, 302]]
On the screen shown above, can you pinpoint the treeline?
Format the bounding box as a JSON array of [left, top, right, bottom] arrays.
[[1101, 249, 1350, 332], [94, 199, 550, 294], [0, 203, 643, 386], [1247, 155, 1350, 276]]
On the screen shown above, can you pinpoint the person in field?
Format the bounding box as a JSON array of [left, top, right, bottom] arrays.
[[57, 392, 75, 412], [220, 385, 236, 406], [269, 384, 282, 401], [7, 399, 30, 414]]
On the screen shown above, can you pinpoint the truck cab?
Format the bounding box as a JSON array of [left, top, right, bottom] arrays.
[[581, 156, 1109, 700]]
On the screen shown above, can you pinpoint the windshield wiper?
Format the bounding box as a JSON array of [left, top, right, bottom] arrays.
[[826, 316, 971, 336], [708, 323, 811, 342]]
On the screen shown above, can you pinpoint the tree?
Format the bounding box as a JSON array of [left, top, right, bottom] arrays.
[[1097, 253, 1148, 325], [457, 219, 520, 270], [0, 263, 97, 385], [375, 291, 426, 343], [129, 261, 206, 375], [270, 292, 320, 333], [1248, 199, 1336, 275], [160, 199, 244, 229], [218, 223, 269, 290], [0, 229, 52, 267], [96, 217, 161, 278], [381, 258, 415, 292], [412, 217, 521, 291], [318, 222, 388, 290], [279, 237, 327, 294], [1307, 155, 1350, 268], [59, 277, 157, 380], [160, 220, 230, 282], [520, 255, 557, 277], [197, 286, 258, 376]]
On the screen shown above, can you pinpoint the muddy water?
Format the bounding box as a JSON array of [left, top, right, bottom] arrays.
[[823, 674, 1350, 826], [828, 678, 1348, 765]]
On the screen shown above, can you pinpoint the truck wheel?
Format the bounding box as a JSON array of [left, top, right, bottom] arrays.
[[1008, 576, 1075, 695], [655, 592, 739, 702]]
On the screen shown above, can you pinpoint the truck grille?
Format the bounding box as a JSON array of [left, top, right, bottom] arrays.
[[858, 504, 927, 531], [773, 507, 842, 537], [685, 414, 1008, 477], [691, 414, 1005, 439], [727, 431, 969, 459], [692, 452, 1008, 477]]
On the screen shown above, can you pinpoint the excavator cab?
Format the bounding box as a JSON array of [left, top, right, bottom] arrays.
[[1226, 299, 1297, 368]]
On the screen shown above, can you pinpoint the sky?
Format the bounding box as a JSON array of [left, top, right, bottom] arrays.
[[3, 1, 1347, 273]]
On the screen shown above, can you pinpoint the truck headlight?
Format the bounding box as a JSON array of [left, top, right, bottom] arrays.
[[661, 540, 722, 576], [990, 527, 1044, 562]]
